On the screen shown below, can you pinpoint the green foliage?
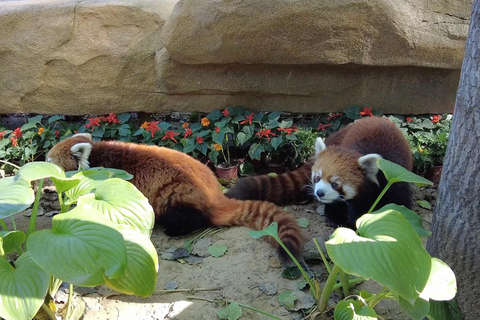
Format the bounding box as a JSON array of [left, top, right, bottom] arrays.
[[0, 162, 158, 319], [249, 158, 457, 320], [217, 302, 243, 320]]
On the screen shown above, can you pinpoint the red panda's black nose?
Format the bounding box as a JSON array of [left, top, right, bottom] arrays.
[[316, 190, 325, 198]]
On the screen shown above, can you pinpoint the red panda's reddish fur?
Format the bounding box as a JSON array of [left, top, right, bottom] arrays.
[[46, 135, 303, 261], [228, 117, 413, 227]]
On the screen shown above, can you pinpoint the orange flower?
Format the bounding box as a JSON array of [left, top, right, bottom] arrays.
[[214, 143, 222, 151], [201, 117, 210, 127], [360, 107, 373, 117], [102, 113, 121, 124], [277, 127, 298, 135], [256, 129, 276, 141], [432, 115, 442, 123], [140, 121, 149, 129], [11, 136, 18, 147], [182, 122, 189, 129], [38, 128, 45, 135], [12, 127, 22, 138]]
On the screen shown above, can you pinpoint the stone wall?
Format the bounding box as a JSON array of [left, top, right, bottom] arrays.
[[0, 0, 472, 115]]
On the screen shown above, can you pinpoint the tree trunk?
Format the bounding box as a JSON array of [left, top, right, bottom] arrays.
[[426, 1, 480, 319]]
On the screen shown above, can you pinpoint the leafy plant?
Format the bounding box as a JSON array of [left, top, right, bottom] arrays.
[[250, 158, 456, 320], [0, 162, 158, 320]]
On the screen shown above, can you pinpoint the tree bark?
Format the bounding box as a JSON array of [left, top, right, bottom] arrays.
[[426, 1, 480, 319]]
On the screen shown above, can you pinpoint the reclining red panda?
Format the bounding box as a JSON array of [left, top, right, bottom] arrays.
[[227, 116, 413, 228], [46, 133, 303, 261]]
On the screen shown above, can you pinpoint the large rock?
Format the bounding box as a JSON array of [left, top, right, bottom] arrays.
[[0, 0, 177, 114], [161, 0, 470, 67]]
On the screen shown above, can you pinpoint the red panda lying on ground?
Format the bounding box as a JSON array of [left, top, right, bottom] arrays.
[[227, 117, 413, 228], [46, 133, 303, 261]]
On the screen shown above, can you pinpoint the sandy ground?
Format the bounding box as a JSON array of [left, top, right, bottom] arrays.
[[8, 181, 435, 320]]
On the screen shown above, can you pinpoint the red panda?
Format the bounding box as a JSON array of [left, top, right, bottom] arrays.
[[46, 133, 303, 262], [227, 117, 413, 228]]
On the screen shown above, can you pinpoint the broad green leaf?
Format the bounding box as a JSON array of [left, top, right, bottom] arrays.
[[64, 170, 114, 205], [65, 167, 133, 180], [420, 258, 456, 301], [270, 137, 283, 150], [397, 295, 430, 320], [278, 290, 297, 310], [326, 210, 431, 304], [104, 226, 158, 297], [248, 143, 265, 161], [372, 204, 431, 238], [209, 244, 228, 258], [217, 302, 242, 320], [296, 218, 310, 228], [427, 300, 463, 320], [0, 230, 26, 254], [334, 299, 377, 320], [16, 161, 66, 182], [236, 132, 248, 145], [377, 158, 433, 186], [50, 176, 82, 194], [77, 178, 155, 236], [0, 252, 49, 320], [48, 115, 64, 123], [0, 177, 35, 219], [27, 205, 127, 287], [249, 222, 279, 240], [417, 200, 432, 210]]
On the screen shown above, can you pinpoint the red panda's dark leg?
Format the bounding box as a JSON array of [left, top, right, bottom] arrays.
[[158, 206, 212, 237]]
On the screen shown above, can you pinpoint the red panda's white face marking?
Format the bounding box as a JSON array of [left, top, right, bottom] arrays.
[[46, 133, 94, 171], [311, 137, 382, 204]]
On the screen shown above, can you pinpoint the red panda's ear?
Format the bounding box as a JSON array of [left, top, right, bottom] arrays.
[[71, 142, 93, 170], [315, 138, 327, 157], [72, 133, 93, 141], [358, 154, 382, 186]]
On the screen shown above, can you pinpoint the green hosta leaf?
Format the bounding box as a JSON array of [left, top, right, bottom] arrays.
[[397, 295, 430, 320], [377, 158, 433, 186], [27, 205, 127, 287], [417, 200, 432, 210], [427, 300, 463, 320], [420, 258, 457, 301], [0, 177, 34, 219], [209, 244, 228, 258], [278, 290, 297, 310], [296, 218, 310, 228], [217, 302, 242, 320], [326, 210, 431, 304], [16, 161, 66, 182], [0, 230, 26, 254], [77, 178, 155, 236], [372, 204, 431, 238], [64, 170, 114, 205], [334, 299, 377, 320], [249, 222, 279, 240], [104, 226, 158, 297], [0, 252, 49, 320]]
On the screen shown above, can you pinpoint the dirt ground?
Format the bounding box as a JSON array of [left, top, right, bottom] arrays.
[[9, 181, 436, 320]]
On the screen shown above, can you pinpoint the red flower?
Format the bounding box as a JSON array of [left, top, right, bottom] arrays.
[[55, 130, 60, 139], [85, 117, 102, 131], [162, 130, 180, 143], [184, 128, 192, 138], [103, 113, 121, 124], [360, 107, 373, 117], [222, 109, 230, 117], [11, 136, 18, 147], [12, 127, 22, 139], [277, 127, 298, 135], [240, 113, 254, 125], [0, 131, 6, 139], [318, 123, 332, 131], [432, 115, 442, 123], [326, 112, 343, 120], [215, 127, 220, 133], [406, 117, 413, 122], [256, 129, 276, 141], [144, 121, 161, 138], [196, 137, 204, 144]]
